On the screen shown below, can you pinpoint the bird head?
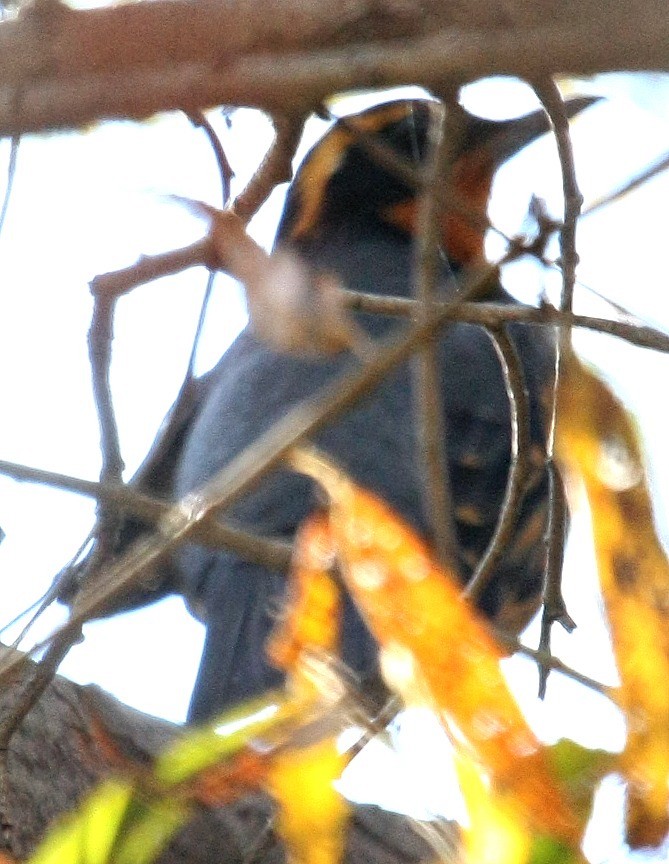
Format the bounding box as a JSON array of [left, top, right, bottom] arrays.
[[277, 96, 596, 268]]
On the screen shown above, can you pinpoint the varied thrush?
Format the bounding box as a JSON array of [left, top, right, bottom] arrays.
[[67, 95, 595, 722]]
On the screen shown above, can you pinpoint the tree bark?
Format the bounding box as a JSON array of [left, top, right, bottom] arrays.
[[0, 650, 435, 864], [0, 0, 667, 135]]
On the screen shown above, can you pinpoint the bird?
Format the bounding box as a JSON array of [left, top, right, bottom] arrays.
[[63, 95, 595, 723]]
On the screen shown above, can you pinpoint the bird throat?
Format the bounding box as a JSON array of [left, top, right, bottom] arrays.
[[383, 148, 495, 267]]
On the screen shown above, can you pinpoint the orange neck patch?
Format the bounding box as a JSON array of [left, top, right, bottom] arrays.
[[384, 150, 495, 267]]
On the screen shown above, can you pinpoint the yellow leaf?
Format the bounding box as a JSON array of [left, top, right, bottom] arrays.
[[456, 752, 531, 864], [267, 738, 351, 864], [556, 357, 669, 847]]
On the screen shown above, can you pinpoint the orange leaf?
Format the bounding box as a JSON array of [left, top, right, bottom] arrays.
[[290, 446, 580, 844], [456, 748, 588, 864], [556, 356, 669, 847], [268, 514, 342, 675]]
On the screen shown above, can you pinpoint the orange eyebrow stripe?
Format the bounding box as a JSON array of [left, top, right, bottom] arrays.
[[289, 102, 424, 242]]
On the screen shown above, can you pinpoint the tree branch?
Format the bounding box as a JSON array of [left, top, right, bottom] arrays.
[[232, 114, 304, 224], [411, 100, 461, 571], [344, 292, 669, 354], [0, 458, 292, 572], [464, 326, 531, 604], [0, 650, 434, 864], [1, 1, 668, 135]]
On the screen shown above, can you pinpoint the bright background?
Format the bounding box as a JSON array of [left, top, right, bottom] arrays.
[[1, 72, 669, 861]]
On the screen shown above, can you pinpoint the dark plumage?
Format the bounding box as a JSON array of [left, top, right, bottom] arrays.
[[67, 97, 594, 723]]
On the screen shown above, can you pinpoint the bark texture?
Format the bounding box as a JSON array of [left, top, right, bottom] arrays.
[[0, 0, 666, 134], [0, 651, 434, 864]]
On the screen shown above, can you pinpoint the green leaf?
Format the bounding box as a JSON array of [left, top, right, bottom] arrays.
[[547, 738, 616, 820], [30, 779, 133, 864], [156, 690, 295, 785], [110, 796, 190, 864], [527, 836, 582, 864]]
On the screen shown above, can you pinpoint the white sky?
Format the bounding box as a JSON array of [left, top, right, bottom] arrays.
[[1, 75, 669, 861]]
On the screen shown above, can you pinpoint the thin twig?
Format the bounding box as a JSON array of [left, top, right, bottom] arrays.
[[90, 238, 214, 298], [0, 460, 291, 588], [533, 79, 582, 355], [0, 594, 47, 641], [87, 292, 125, 570], [232, 114, 305, 224], [464, 326, 531, 603], [185, 271, 215, 378], [538, 460, 575, 698], [89, 115, 303, 303], [411, 98, 461, 571], [186, 110, 234, 206], [88, 295, 123, 484], [532, 78, 580, 461], [533, 80, 583, 686], [182, 111, 232, 373], [582, 148, 669, 220], [0, 134, 18, 239], [0, 458, 291, 572], [497, 632, 612, 698], [343, 292, 669, 354]]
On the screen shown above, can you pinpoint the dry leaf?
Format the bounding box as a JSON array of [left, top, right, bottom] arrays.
[[268, 513, 342, 675], [289, 445, 580, 845], [556, 356, 669, 848]]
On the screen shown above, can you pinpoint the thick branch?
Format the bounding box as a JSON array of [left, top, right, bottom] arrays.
[[0, 649, 433, 864], [1, 0, 645, 86], [1, 1, 668, 135]]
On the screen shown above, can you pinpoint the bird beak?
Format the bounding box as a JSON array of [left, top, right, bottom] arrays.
[[474, 95, 600, 168]]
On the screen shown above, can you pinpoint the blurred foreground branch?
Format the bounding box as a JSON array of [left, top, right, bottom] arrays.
[[0, 0, 668, 135]]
